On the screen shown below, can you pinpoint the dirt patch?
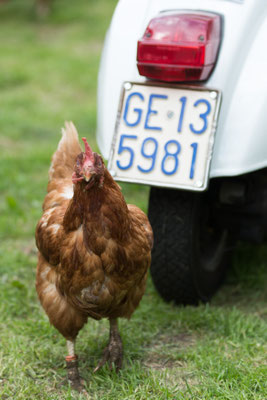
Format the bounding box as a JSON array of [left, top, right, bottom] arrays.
[[158, 332, 195, 346], [143, 332, 196, 370], [158, 368, 200, 393], [143, 354, 184, 370]]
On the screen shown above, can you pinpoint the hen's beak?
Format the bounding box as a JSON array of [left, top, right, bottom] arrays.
[[83, 169, 96, 182]]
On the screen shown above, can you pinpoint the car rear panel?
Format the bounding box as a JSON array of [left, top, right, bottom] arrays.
[[97, 0, 267, 179]]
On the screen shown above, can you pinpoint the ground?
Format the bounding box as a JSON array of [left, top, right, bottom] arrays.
[[0, 1, 266, 399]]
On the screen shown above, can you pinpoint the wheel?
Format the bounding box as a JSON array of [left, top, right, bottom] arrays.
[[148, 187, 231, 305]]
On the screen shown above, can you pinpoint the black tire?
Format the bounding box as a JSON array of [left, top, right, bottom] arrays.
[[148, 187, 231, 305]]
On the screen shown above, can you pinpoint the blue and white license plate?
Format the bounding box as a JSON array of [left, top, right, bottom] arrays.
[[108, 82, 221, 191]]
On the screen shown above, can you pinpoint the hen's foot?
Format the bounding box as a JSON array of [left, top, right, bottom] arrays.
[[94, 334, 123, 373], [94, 319, 123, 373], [66, 356, 86, 393]]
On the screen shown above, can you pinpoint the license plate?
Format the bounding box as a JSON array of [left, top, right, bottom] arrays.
[[108, 82, 221, 191]]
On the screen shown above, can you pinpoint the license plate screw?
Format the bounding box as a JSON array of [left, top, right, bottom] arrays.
[[124, 82, 132, 91], [195, 180, 203, 188], [167, 110, 174, 119], [210, 91, 217, 99]]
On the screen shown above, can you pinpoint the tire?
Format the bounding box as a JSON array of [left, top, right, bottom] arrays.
[[148, 187, 231, 305]]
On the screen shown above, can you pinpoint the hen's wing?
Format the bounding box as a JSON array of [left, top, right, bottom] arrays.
[[128, 204, 153, 249], [36, 122, 82, 265]]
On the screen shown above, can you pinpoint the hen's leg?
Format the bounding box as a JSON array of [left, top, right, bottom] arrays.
[[65, 340, 85, 392], [94, 318, 123, 372]]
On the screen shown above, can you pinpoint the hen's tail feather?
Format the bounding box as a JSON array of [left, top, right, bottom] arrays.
[[49, 121, 82, 182]]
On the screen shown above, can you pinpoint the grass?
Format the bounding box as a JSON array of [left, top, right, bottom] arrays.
[[0, 1, 266, 399]]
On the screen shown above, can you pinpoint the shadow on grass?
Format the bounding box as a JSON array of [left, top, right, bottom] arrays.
[[212, 243, 267, 315]]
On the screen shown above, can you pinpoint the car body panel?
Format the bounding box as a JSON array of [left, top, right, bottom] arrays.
[[97, 0, 267, 179]]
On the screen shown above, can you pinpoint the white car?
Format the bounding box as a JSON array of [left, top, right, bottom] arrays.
[[97, 0, 267, 305]]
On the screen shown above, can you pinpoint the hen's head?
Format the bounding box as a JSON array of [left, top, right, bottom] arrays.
[[72, 138, 105, 188]]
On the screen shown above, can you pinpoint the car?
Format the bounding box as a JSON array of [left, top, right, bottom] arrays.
[[96, 0, 267, 305]]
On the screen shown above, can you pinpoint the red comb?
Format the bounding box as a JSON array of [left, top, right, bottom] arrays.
[[82, 137, 94, 160]]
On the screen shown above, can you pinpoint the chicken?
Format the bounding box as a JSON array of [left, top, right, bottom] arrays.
[[0, 0, 53, 18], [35, 0, 53, 17], [35, 122, 153, 391]]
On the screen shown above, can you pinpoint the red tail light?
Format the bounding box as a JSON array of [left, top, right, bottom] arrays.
[[137, 13, 221, 82]]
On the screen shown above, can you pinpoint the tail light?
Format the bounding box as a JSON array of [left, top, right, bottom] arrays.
[[137, 13, 221, 82]]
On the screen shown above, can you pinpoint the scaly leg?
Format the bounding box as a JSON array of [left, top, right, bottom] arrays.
[[94, 318, 123, 373], [65, 340, 85, 392]]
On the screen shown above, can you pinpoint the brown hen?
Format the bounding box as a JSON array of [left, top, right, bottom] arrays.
[[35, 122, 153, 390]]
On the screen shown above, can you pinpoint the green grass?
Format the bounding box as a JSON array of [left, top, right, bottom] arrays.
[[0, 1, 266, 399]]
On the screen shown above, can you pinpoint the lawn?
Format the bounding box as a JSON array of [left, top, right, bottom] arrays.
[[0, 1, 266, 399]]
